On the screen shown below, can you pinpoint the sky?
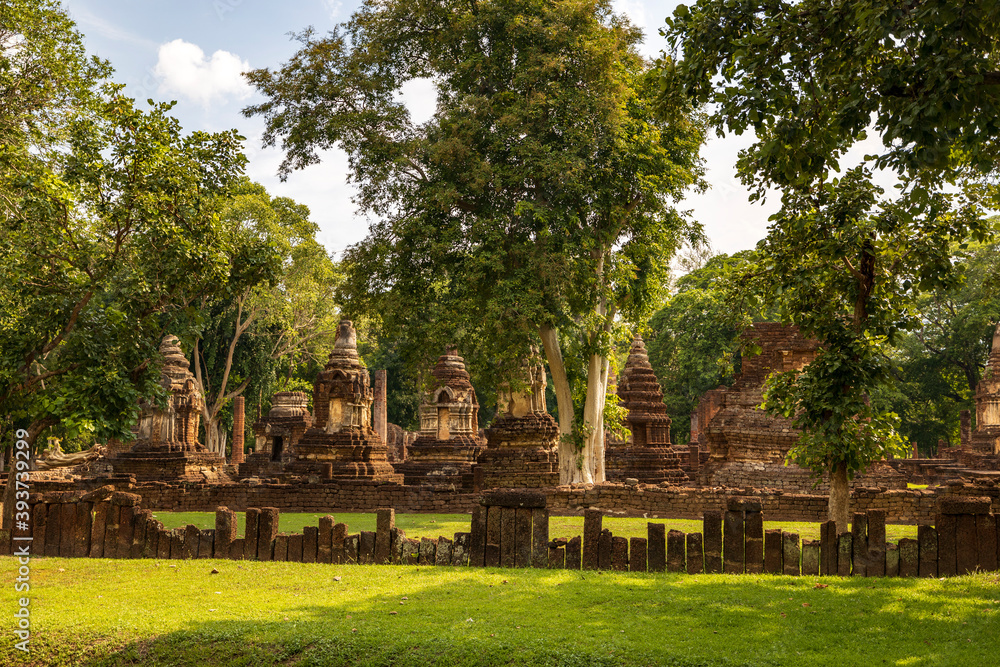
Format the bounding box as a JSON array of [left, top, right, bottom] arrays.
[[63, 0, 781, 260]]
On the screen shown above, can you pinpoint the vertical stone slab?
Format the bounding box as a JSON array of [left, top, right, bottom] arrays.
[[258, 507, 280, 562], [515, 508, 532, 568], [470, 505, 487, 567], [171, 529, 185, 560], [851, 513, 867, 576], [391, 527, 407, 564], [497, 507, 515, 568], [318, 515, 334, 565], [918, 525, 938, 577], [583, 509, 603, 571], [45, 503, 63, 557], [898, 538, 918, 577], [631, 537, 648, 572], [955, 514, 978, 575], [865, 510, 886, 577], [703, 511, 723, 574], [274, 534, 289, 561], [647, 522, 666, 573], [90, 502, 107, 558], [30, 504, 46, 556], [229, 538, 245, 560], [485, 506, 502, 567], [345, 535, 359, 564], [685, 533, 703, 575], [977, 514, 997, 572], [531, 509, 549, 569], [231, 395, 245, 466], [332, 522, 348, 564], [358, 530, 376, 565], [129, 509, 148, 559], [782, 532, 800, 576], [402, 538, 420, 565], [837, 533, 852, 577], [611, 536, 629, 571], [156, 529, 171, 559], [764, 529, 783, 574], [117, 506, 138, 560], [375, 508, 395, 565], [801, 540, 820, 576], [436, 536, 453, 566], [565, 536, 582, 570], [73, 502, 92, 558], [744, 510, 764, 574], [184, 525, 200, 559], [820, 520, 837, 576], [884, 543, 899, 577], [287, 533, 304, 562], [215, 507, 236, 559], [419, 537, 436, 565], [453, 532, 470, 566], [598, 529, 613, 570], [549, 546, 566, 569], [199, 530, 214, 559], [58, 503, 76, 557], [936, 514, 957, 577], [243, 508, 261, 561], [667, 530, 686, 573], [723, 510, 744, 573], [145, 520, 159, 559], [304, 526, 321, 564]]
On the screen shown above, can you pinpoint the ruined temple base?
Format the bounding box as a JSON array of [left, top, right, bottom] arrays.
[[111, 450, 230, 483], [393, 435, 483, 487], [605, 445, 689, 486], [288, 427, 402, 482]]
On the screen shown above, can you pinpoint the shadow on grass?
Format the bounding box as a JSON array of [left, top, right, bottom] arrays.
[[7, 565, 1000, 667]]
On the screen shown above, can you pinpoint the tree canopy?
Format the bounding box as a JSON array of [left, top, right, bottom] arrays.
[[246, 0, 707, 483]]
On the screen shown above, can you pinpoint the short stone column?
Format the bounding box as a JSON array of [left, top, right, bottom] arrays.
[[373, 370, 387, 443]]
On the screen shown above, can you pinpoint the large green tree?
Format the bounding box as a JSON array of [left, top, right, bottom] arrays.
[[663, 0, 993, 528], [246, 0, 706, 483]]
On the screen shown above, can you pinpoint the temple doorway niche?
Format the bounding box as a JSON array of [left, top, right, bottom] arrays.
[[272, 436, 284, 462], [437, 406, 450, 440]]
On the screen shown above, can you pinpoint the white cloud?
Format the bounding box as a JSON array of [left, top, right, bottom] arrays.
[[397, 78, 437, 126], [321, 0, 343, 20], [153, 39, 253, 108]]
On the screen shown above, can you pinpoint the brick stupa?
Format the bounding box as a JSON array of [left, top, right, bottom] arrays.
[[288, 320, 402, 482], [241, 391, 313, 478], [395, 347, 485, 486], [477, 348, 560, 488], [113, 335, 228, 482], [970, 322, 1000, 455], [605, 336, 688, 485]]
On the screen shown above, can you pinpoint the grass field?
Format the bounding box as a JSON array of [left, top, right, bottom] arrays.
[[1, 557, 997, 666], [153, 512, 921, 543]]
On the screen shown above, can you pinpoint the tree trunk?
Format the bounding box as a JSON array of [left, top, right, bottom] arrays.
[[580, 351, 608, 484], [828, 462, 850, 533], [538, 324, 577, 484], [203, 418, 228, 455]]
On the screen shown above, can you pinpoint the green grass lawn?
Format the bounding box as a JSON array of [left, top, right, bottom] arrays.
[[1, 557, 997, 666], [154, 511, 920, 543]]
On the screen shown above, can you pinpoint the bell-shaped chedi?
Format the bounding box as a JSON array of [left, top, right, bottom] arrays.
[[395, 347, 485, 485], [970, 322, 1000, 455], [113, 335, 229, 482], [240, 391, 314, 477], [288, 320, 402, 481], [605, 336, 688, 485], [477, 347, 560, 489]]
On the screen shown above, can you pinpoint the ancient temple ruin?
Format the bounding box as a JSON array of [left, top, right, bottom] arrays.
[[605, 337, 688, 485], [112, 335, 228, 482], [695, 323, 903, 491], [394, 348, 485, 486], [970, 323, 1000, 457], [476, 349, 560, 489], [287, 321, 402, 482], [241, 391, 313, 478]]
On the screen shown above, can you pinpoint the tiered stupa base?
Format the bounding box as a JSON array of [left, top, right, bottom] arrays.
[[112, 447, 229, 483], [605, 445, 689, 485], [288, 427, 402, 482], [477, 412, 560, 489], [394, 435, 483, 486]]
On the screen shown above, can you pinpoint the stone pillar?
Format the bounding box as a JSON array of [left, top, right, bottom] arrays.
[[689, 411, 699, 445], [231, 396, 245, 465], [911, 441, 919, 459], [373, 369, 388, 443], [960, 410, 971, 449]]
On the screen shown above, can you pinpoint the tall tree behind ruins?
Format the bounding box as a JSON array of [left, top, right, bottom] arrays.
[[663, 0, 997, 529], [244, 0, 707, 483]]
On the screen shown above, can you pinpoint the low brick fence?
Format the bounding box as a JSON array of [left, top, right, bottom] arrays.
[[4, 488, 998, 579]]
